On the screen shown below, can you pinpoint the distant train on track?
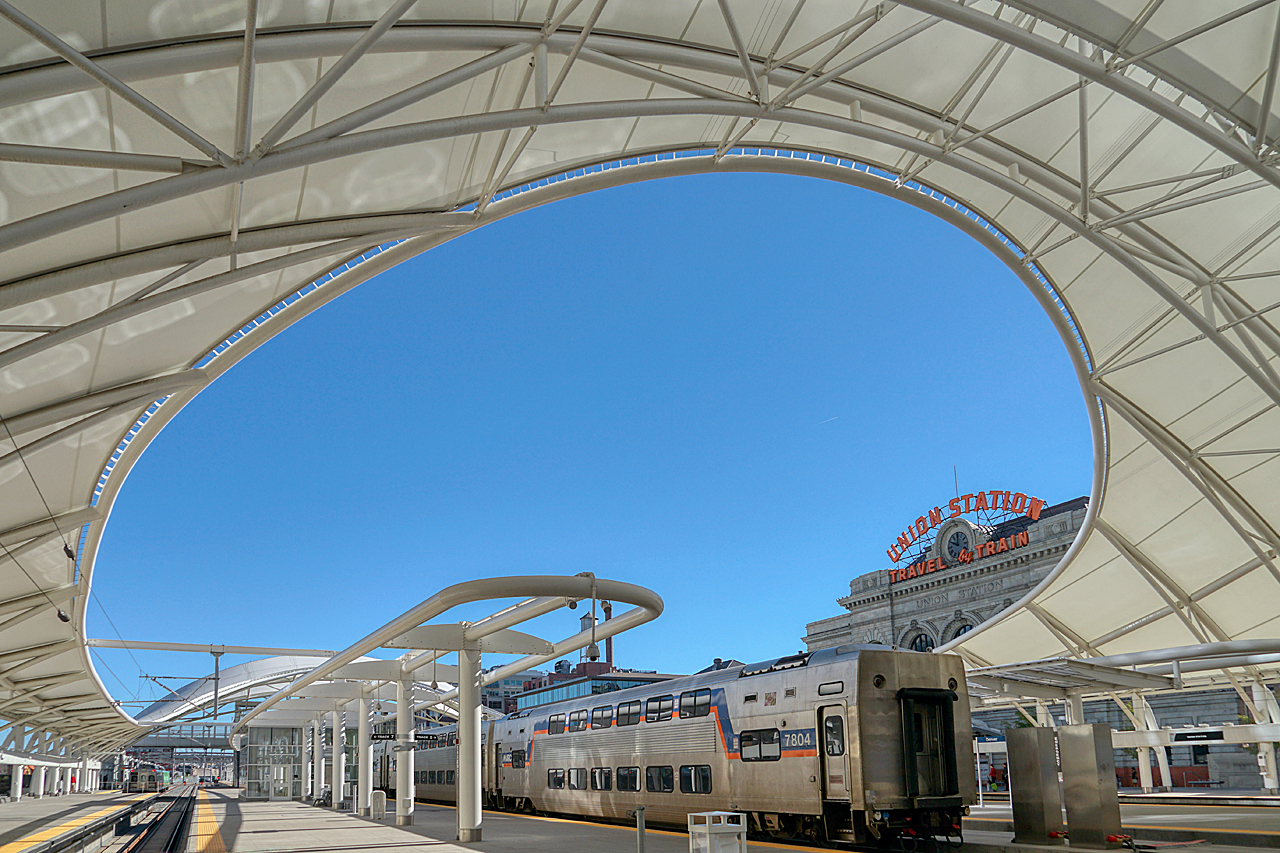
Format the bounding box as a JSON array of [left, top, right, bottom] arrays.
[[373, 645, 975, 845], [125, 769, 170, 793]]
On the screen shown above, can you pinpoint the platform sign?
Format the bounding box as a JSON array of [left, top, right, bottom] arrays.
[[371, 733, 395, 741], [1172, 730, 1225, 742]]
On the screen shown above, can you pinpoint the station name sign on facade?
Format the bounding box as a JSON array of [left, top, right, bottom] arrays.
[[886, 490, 1046, 584]]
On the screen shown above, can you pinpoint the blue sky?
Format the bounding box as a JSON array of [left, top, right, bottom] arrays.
[[90, 172, 1092, 711]]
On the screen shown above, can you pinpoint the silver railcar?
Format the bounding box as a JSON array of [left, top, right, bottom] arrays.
[[373, 645, 974, 844]]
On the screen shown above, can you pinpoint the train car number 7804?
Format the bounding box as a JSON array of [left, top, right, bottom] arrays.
[[781, 730, 815, 749]]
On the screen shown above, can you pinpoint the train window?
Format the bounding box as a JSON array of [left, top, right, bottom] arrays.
[[645, 695, 674, 723], [616, 701, 642, 727], [617, 766, 640, 791], [824, 715, 846, 757], [548, 769, 565, 789], [680, 689, 711, 718], [567, 768, 587, 790], [449, 732, 458, 746], [679, 765, 713, 794], [740, 729, 781, 761], [510, 749, 526, 769], [568, 710, 588, 732], [549, 714, 566, 734], [818, 681, 844, 696], [785, 688, 796, 698], [591, 706, 613, 729], [591, 768, 612, 791], [446, 771, 455, 784], [744, 693, 757, 703], [645, 765, 674, 793]]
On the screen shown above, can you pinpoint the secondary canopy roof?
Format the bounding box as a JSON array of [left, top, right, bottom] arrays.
[[1, 0, 1279, 754]]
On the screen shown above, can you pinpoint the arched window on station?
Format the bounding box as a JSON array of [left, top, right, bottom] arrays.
[[908, 633, 935, 653], [950, 623, 974, 642]]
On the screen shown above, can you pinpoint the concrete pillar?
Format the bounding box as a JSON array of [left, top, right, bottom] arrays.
[[1035, 700, 1052, 727], [80, 758, 89, 792], [33, 766, 45, 799], [303, 723, 312, 800], [9, 764, 22, 801], [330, 709, 343, 808], [457, 647, 483, 843], [1252, 683, 1280, 793], [60, 766, 70, 795], [312, 719, 324, 800], [1139, 695, 1171, 791], [357, 696, 372, 816], [396, 678, 413, 826], [1066, 692, 1085, 726]]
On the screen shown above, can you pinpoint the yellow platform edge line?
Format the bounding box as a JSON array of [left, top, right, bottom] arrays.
[[0, 799, 145, 853], [189, 791, 226, 853]]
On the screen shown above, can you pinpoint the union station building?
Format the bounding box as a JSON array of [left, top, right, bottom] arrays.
[[804, 493, 1088, 652]]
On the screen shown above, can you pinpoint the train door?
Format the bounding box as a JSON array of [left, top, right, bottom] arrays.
[[818, 704, 850, 800], [898, 688, 959, 800]]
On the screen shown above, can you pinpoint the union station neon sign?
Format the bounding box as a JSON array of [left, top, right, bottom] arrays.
[[884, 490, 1046, 584]]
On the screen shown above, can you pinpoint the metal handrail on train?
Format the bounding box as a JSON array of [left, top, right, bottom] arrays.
[[118, 784, 197, 853]]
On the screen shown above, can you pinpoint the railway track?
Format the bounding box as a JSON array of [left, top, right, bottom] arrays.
[[119, 783, 197, 853]]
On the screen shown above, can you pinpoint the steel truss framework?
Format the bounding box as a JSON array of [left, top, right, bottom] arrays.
[[0, 0, 1279, 758]]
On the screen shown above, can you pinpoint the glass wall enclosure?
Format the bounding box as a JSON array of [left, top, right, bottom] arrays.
[[243, 726, 303, 800]]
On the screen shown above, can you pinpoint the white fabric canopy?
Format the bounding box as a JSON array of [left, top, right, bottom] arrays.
[[1, 0, 1279, 755]]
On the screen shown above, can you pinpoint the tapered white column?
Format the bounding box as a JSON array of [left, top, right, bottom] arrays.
[[60, 767, 70, 795], [32, 766, 45, 799], [312, 718, 324, 800], [330, 709, 343, 807], [80, 758, 89, 791], [457, 647, 482, 842], [9, 764, 21, 801], [396, 678, 413, 826], [1253, 683, 1280, 793], [358, 695, 372, 816]]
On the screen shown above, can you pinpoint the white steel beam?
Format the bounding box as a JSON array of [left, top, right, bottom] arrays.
[[84, 639, 337, 656], [1258, 3, 1280, 153], [278, 44, 533, 151], [253, 0, 420, 157], [716, 0, 763, 102], [0, 143, 207, 173], [1111, 0, 1280, 72], [0, 372, 207, 438], [0, 0, 230, 165]]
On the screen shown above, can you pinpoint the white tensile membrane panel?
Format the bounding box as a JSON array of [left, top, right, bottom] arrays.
[[0, 0, 1279, 753]]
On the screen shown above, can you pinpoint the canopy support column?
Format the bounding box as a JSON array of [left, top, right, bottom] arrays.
[[357, 695, 372, 816], [329, 710, 343, 807], [312, 718, 323, 801], [457, 646, 482, 842], [1138, 696, 1171, 791], [1252, 683, 1279, 793], [32, 765, 44, 799], [396, 678, 413, 826]]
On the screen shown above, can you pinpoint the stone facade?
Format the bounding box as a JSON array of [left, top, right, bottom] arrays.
[[805, 496, 1088, 651]]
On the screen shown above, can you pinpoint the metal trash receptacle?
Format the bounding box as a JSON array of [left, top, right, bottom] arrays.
[[688, 812, 746, 853], [370, 790, 386, 819]]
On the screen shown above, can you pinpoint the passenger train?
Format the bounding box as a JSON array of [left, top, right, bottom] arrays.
[[373, 645, 975, 845]]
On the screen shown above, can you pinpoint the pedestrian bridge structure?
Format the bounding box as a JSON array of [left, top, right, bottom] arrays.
[[0, 0, 1278, 794]]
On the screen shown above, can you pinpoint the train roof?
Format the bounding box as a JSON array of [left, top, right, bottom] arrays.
[[494, 644, 927, 722]]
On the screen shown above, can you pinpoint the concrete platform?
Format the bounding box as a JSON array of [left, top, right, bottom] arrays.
[[0, 790, 154, 853], [964, 801, 1280, 848], [189, 789, 1280, 853]]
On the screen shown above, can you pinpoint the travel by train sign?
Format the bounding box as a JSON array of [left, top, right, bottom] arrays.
[[887, 530, 1031, 584], [884, 490, 1046, 585]]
